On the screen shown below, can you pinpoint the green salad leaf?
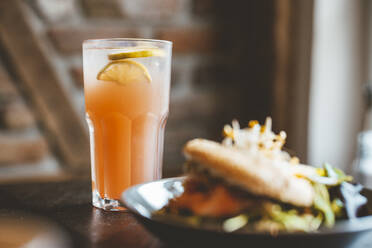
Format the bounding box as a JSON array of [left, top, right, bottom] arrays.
[[267, 204, 322, 232], [309, 163, 352, 186], [331, 198, 344, 218], [323, 163, 353, 184], [313, 182, 335, 227]]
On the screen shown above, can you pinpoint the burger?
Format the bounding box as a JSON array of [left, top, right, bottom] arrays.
[[156, 118, 367, 233]]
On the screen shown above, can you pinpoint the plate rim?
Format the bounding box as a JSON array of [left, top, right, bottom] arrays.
[[121, 177, 372, 237]]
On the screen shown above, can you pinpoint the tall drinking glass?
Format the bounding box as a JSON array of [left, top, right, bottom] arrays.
[[83, 39, 172, 211]]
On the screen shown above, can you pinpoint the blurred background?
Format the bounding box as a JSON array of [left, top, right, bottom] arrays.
[[0, 0, 370, 184]]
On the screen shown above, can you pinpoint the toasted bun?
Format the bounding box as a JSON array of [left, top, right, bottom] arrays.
[[183, 139, 314, 207]]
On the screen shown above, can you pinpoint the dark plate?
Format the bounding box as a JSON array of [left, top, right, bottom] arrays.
[[121, 177, 372, 248]]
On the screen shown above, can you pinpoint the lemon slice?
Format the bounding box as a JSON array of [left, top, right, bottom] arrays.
[[108, 48, 164, 60], [97, 60, 151, 85]]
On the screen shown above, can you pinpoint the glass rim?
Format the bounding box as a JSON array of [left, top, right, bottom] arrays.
[[83, 38, 172, 46]]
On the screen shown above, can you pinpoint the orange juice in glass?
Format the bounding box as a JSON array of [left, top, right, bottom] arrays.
[[83, 39, 172, 211]]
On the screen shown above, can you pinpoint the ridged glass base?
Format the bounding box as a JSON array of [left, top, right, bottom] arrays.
[[92, 190, 127, 211]]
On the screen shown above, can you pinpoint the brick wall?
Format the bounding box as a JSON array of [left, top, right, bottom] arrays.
[[0, 63, 53, 180], [0, 0, 275, 178]]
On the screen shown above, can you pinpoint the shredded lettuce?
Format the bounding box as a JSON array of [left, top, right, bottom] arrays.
[[266, 204, 322, 232], [309, 163, 352, 186], [313, 183, 335, 227], [222, 214, 249, 232], [221, 206, 323, 233], [324, 163, 353, 184], [331, 198, 344, 218]]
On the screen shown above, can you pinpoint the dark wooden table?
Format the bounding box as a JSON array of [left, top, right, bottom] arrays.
[[0, 180, 371, 248], [0, 180, 166, 248]]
